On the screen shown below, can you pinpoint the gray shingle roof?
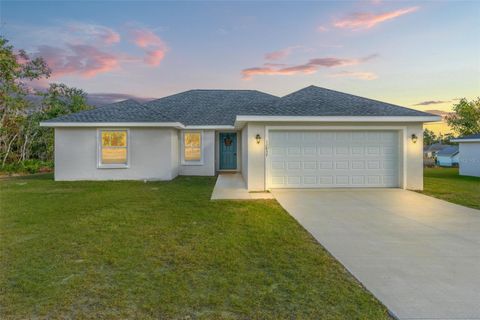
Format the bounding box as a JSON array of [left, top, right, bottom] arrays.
[[43, 99, 176, 123], [437, 146, 459, 156], [144, 89, 279, 125], [269, 86, 434, 117], [424, 143, 449, 152], [454, 133, 480, 140], [44, 85, 437, 125]]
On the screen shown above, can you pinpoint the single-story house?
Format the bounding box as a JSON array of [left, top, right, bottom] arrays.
[[451, 133, 480, 177], [423, 143, 449, 158], [40, 85, 440, 190], [436, 146, 459, 167]]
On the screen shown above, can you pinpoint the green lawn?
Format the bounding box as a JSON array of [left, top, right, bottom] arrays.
[[0, 174, 389, 319], [422, 168, 480, 209]]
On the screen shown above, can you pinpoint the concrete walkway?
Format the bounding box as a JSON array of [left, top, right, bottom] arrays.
[[211, 173, 273, 200], [272, 189, 480, 320]]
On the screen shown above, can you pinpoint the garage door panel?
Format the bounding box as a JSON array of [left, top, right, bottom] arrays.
[[268, 130, 399, 188]]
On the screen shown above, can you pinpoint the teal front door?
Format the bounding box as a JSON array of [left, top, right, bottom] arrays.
[[219, 132, 237, 170]]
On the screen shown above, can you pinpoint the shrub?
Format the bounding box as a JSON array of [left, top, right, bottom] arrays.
[[0, 160, 53, 175]]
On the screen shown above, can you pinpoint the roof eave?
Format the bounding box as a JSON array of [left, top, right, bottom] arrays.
[[451, 138, 480, 143], [40, 122, 185, 129], [234, 115, 441, 127]]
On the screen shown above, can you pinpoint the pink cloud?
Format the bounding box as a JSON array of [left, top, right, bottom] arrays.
[[317, 25, 329, 32], [242, 54, 377, 80], [265, 47, 294, 61], [130, 28, 167, 66], [69, 23, 120, 45], [101, 29, 121, 44], [145, 49, 166, 66], [265, 46, 306, 61], [334, 7, 419, 30], [263, 62, 287, 67], [241, 66, 314, 80], [329, 71, 378, 80], [131, 28, 164, 48], [36, 44, 119, 78]]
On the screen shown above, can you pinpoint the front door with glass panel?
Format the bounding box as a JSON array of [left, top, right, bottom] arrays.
[[219, 132, 237, 170]]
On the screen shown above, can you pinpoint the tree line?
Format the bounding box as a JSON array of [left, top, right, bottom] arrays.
[[424, 99, 480, 146], [0, 37, 92, 173]]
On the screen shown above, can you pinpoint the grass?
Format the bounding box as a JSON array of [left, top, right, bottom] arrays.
[[422, 168, 480, 209], [0, 174, 389, 319]]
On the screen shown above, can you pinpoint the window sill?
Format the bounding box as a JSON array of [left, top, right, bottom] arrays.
[[181, 161, 204, 166], [98, 164, 129, 169]]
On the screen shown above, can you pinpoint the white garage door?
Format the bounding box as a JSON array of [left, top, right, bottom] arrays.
[[267, 130, 399, 188]]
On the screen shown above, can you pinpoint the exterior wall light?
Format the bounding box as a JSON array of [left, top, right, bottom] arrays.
[[411, 134, 418, 143], [255, 134, 261, 144]]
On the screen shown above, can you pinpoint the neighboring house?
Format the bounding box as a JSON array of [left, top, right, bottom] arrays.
[[451, 134, 480, 177], [423, 143, 449, 158], [436, 146, 459, 167], [40, 85, 440, 190]]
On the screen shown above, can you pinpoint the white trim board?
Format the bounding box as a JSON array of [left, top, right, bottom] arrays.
[[186, 125, 235, 130], [236, 115, 441, 125], [41, 122, 185, 129], [451, 139, 480, 143]]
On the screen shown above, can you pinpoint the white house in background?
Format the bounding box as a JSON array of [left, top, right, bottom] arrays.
[[40, 85, 440, 190], [451, 134, 480, 177], [423, 143, 449, 158], [436, 146, 459, 167]]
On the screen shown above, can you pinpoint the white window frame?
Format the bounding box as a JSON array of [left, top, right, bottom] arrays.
[[97, 128, 130, 169], [181, 130, 204, 165]]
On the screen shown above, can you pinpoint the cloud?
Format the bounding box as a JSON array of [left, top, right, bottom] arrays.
[[265, 48, 293, 61], [130, 28, 168, 66], [317, 25, 329, 32], [263, 62, 287, 67], [265, 46, 303, 61], [242, 54, 378, 80], [334, 7, 419, 30], [36, 44, 119, 78], [131, 28, 164, 48], [144, 49, 166, 66], [413, 100, 450, 106], [329, 71, 378, 80], [68, 22, 120, 44], [20, 21, 169, 79]]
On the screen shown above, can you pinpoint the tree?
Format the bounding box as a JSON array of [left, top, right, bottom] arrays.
[[446, 98, 480, 136], [25, 83, 92, 161], [0, 37, 50, 166], [0, 37, 92, 167], [423, 128, 437, 146]]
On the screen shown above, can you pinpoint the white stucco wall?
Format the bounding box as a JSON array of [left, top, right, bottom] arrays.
[[458, 142, 480, 177], [170, 129, 179, 177], [244, 123, 266, 191], [178, 130, 215, 176], [404, 123, 424, 190], [244, 122, 424, 191], [54, 127, 179, 181], [241, 127, 248, 185]]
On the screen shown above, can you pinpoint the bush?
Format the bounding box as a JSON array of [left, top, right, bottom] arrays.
[[1, 160, 53, 175]]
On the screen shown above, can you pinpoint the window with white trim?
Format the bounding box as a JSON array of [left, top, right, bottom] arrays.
[[99, 129, 128, 167], [183, 131, 202, 164]]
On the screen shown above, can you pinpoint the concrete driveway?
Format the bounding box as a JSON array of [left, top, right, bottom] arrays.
[[272, 189, 480, 320]]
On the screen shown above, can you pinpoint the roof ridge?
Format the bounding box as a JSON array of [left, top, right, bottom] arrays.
[[145, 88, 279, 106], [282, 85, 436, 117]]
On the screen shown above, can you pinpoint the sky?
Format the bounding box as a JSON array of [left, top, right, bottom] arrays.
[[1, 0, 479, 113]]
